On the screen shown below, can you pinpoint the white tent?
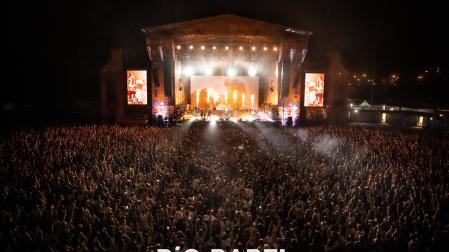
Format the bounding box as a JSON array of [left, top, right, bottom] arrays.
[[359, 100, 371, 107]]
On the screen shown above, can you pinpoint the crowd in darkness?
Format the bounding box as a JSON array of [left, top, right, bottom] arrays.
[[1, 122, 448, 251]]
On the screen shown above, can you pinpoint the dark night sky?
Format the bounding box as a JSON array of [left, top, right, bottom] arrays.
[[6, 0, 449, 105]]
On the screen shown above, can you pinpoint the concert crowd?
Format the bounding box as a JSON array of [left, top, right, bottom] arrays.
[[1, 123, 448, 251]]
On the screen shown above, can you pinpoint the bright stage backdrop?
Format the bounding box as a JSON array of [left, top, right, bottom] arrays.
[[304, 73, 325, 107], [127, 70, 147, 105], [191, 76, 259, 110]]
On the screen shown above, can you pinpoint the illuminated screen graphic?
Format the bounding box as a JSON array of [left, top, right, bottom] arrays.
[[304, 73, 325, 107], [191, 76, 259, 110], [127, 70, 147, 105]]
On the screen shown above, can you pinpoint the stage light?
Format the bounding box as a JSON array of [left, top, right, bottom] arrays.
[[189, 45, 194, 50], [242, 93, 245, 107], [233, 90, 237, 104], [227, 68, 237, 76], [210, 118, 217, 126], [213, 92, 218, 105], [251, 46, 256, 51], [183, 67, 193, 76], [176, 45, 181, 50], [225, 46, 229, 50], [201, 45, 205, 50], [212, 46, 216, 50], [250, 94, 255, 108], [204, 67, 213, 75], [196, 89, 199, 107], [239, 46, 243, 51], [224, 90, 228, 105], [248, 67, 257, 77], [207, 88, 211, 104], [273, 47, 278, 51], [263, 46, 268, 51]]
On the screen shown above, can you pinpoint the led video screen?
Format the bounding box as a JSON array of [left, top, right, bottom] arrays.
[[304, 73, 325, 107], [127, 70, 147, 105], [191, 76, 259, 110]]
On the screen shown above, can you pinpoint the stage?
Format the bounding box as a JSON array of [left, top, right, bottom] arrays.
[[100, 14, 328, 125]]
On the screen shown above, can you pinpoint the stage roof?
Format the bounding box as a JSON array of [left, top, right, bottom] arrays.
[[142, 14, 312, 63], [142, 14, 312, 44]]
